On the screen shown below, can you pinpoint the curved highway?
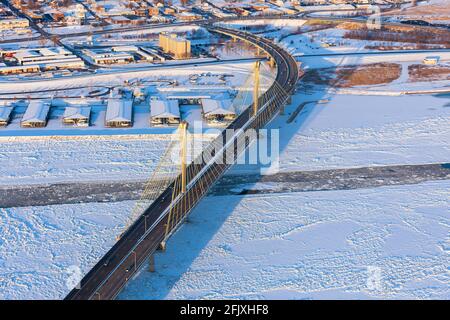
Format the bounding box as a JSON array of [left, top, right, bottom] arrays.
[[65, 24, 299, 300]]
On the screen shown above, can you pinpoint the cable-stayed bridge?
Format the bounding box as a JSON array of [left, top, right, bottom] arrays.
[[65, 25, 300, 300]]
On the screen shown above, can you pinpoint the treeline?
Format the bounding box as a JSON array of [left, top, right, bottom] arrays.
[[344, 28, 450, 46]]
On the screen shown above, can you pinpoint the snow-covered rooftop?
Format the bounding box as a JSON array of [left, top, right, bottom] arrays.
[[201, 98, 235, 116], [63, 106, 91, 120], [150, 99, 180, 119], [105, 99, 132, 122], [21, 101, 50, 123]]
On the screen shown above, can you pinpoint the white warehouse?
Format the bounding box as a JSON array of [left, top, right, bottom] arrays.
[[21, 100, 50, 128], [105, 98, 133, 127], [63, 106, 91, 126], [150, 99, 181, 126], [201, 99, 236, 122]]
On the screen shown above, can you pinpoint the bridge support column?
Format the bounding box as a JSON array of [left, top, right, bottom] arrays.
[[149, 255, 155, 272], [253, 60, 261, 117], [179, 121, 188, 194]]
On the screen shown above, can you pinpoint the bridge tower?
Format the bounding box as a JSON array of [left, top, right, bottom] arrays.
[[179, 121, 188, 193], [253, 60, 261, 116]]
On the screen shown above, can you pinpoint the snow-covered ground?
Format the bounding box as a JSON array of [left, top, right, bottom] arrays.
[[0, 135, 170, 186], [230, 91, 450, 174], [1, 180, 448, 300], [0, 134, 215, 186], [280, 27, 449, 56], [298, 51, 450, 69], [0, 201, 134, 300], [118, 180, 450, 300]]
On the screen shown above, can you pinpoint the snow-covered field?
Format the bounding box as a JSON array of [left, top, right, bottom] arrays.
[[1, 181, 448, 300], [118, 180, 450, 300], [297, 51, 450, 69], [0, 135, 168, 186], [230, 91, 450, 174], [0, 201, 134, 300]]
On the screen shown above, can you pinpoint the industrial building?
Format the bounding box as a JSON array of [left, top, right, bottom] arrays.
[[0, 65, 40, 75], [0, 105, 13, 127], [159, 33, 191, 59], [112, 46, 154, 62], [201, 99, 236, 122], [83, 50, 135, 65], [105, 98, 133, 127], [0, 18, 29, 30], [0, 47, 85, 75], [150, 99, 181, 125], [63, 106, 91, 126], [13, 48, 72, 64], [21, 101, 50, 128]]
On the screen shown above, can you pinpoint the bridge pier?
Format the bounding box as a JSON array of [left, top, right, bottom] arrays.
[[149, 255, 155, 272]]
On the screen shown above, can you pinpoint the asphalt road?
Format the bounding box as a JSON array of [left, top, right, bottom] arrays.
[[1, 163, 449, 208]]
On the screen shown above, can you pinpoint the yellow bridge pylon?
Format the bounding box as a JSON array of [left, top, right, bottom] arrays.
[[179, 121, 188, 193], [253, 60, 260, 117], [163, 121, 189, 243]]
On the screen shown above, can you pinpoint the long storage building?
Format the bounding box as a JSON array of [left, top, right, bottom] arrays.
[[105, 98, 133, 127], [201, 99, 236, 122], [63, 106, 91, 126], [21, 101, 50, 128], [150, 99, 181, 126]]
